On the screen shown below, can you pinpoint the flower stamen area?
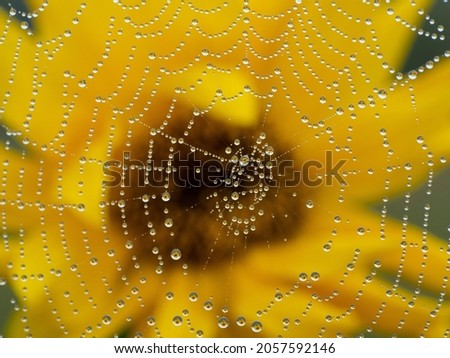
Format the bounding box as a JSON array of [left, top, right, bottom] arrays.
[[106, 112, 304, 267]]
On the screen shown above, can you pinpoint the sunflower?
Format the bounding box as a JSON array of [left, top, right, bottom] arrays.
[[1, 0, 449, 338]]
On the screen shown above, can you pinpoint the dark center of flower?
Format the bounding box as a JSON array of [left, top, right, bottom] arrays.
[[106, 111, 304, 267]]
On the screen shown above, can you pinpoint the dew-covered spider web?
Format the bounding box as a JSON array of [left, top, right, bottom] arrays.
[[0, 0, 449, 337]]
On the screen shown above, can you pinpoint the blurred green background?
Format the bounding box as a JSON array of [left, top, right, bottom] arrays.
[[0, 0, 449, 335]]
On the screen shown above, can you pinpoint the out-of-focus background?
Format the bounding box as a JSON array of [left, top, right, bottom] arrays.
[[0, 0, 449, 334]]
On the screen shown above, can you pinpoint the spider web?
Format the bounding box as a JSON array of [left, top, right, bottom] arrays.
[[0, 0, 449, 337]]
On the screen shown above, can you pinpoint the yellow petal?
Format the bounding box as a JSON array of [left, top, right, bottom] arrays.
[[133, 267, 228, 338], [2, 211, 157, 337], [158, 66, 260, 127], [0, 145, 48, 231], [341, 59, 450, 201], [269, 56, 450, 204], [230, 269, 365, 337], [237, 203, 449, 337]]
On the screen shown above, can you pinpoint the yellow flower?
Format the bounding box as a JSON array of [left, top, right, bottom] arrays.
[[1, 0, 449, 337]]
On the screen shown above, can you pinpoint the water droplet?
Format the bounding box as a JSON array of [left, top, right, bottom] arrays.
[[239, 155, 250, 167], [162, 192, 171, 202], [170, 248, 181, 260], [408, 70, 418, 80], [236, 316, 247, 326], [218, 317, 229, 329], [274, 292, 284, 301], [146, 316, 156, 326], [310, 272, 320, 281], [298, 273, 308, 282], [102, 315, 112, 325], [203, 301, 213, 311], [265, 146, 274, 156], [251, 321, 263, 333], [164, 218, 173, 228], [172, 316, 183, 326], [196, 330, 204, 337], [357, 227, 366, 236]]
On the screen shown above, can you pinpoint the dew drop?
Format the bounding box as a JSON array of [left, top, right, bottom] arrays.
[[164, 218, 173, 228], [239, 155, 250, 167], [310, 272, 320, 281], [408, 70, 418, 80], [203, 301, 213, 311], [172, 316, 183, 326], [357, 227, 366, 236], [251, 321, 263, 333], [189, 292, 198, 302], [218, 316, 229, 329], [77, 204, 85, 212], [78, 80, 87, 88], [102, 315, 112, 325], [377, 89, 388, 99], [298, 273, 308, 282], [236, 316, 247, 326], [265, 146, 274, 156], [170, 248, 182, 261]]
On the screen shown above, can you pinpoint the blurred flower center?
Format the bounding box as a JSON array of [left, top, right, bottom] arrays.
[[106, 112, 304, 266]]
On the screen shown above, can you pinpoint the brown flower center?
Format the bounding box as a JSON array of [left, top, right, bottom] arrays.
[[106, 110, 304, 267]]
